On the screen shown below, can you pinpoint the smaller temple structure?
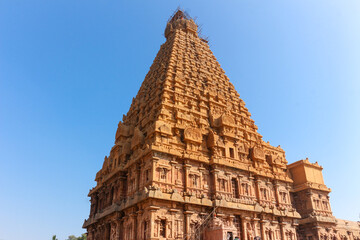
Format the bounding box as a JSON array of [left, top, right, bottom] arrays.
[[288, 159, 360, 240]]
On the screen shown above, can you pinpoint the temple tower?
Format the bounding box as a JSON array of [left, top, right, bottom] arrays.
[[83, 10, 360, 240]]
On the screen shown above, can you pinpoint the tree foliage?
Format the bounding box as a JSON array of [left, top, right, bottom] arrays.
[[52, 233, 86, 240], [66, 234, 87, 240]]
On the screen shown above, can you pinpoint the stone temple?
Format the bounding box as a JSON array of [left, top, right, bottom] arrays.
[[83, 10, 360, 240]]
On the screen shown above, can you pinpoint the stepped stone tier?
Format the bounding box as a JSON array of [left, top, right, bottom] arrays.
[[83, 10, 360, 240]]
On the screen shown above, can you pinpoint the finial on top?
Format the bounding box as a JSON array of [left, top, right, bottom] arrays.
[[168, 8, 191, 24], [165, 9, 197, 39]]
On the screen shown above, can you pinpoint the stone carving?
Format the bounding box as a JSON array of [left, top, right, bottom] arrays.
[[251, 146, 266, 161], [184, 127, 202, 144], [220, 113, 235, 126], [156, 122, 172, 135]]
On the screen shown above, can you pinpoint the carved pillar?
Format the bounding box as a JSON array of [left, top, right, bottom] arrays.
[[184, 210, 193, 240], [326, 196, 332, 213], [280, 221, 286, 240], [129, 213, 137, 240], [152, 157, 159, 183], [229, 215, 235, 226], [117, 219, 123, 240], [98, 224, 104, 240], [121, 217, 128, 240], [136, 210, 143, 240], [226, 172, 231, 194], [199, 166, 205, 189], [286, 185, 292, 205], [184, 162, 191, 192], [234, 141, 239, 160], [150, 214, 155, 239], [170, 159, 177, 185], [253, 218, 260, 237], [111, 221, 118, 240], [260, 219, 266, 240], [149, 206, 159, 239], [254, 177, 261, 203], [169, 208, 177, 239], [238, 175, 243, 196], [274, 182, 280, 205], [293, 227, 298, 240], [241, 217, 247, 240], [314, 226, 322, 240], [211, 169, 220, 195]]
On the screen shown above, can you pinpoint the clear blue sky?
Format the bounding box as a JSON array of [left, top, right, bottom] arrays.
[[1, 1, 359, 240]]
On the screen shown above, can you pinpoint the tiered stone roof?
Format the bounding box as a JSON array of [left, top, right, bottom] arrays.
[[94, 9, 290, 188]]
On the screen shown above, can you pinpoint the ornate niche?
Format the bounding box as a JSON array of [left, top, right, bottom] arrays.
[[237, 141, 250, 162], [184, 127, 202, 151], [266, 153, 287, 169], [219, 113, 236, 138], [220, 113, 235, 126], [207, 130, 226, 158], [250, 146, 266, 163], [156, 121, 172, 136], [155, 121, 172, 145]]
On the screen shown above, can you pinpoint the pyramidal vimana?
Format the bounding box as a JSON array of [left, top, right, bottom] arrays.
[[83, 10, 360, 240]]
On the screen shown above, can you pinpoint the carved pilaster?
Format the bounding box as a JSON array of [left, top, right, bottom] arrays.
[[152, 157, 159, 185], [253, 217, 260, 238], [241, 216, 247, 240], [254, 177, 261, 202], [184, 162, 191, 192], [170, 158, 177, 185], [129, 212, 137, 240], [273, 181, 280, 206], [211, 168, 220, 195], [184, 210, 193, 240], [260, 218, 267, 240], [280, 221, 286, 240], [148, 206, 159, 239]]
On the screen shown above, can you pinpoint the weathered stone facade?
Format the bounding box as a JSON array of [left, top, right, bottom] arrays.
[[83, 10, 360, 240]]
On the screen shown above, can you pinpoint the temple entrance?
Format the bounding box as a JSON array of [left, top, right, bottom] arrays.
[[227, 232, 234, 240]]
